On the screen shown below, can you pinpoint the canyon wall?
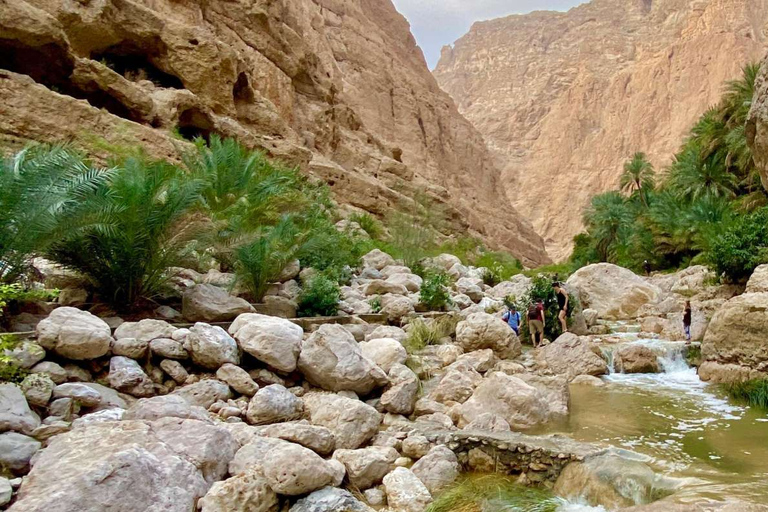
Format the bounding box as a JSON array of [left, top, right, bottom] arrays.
[[434, 0, 768, 261], [0, 0, 550, 266]]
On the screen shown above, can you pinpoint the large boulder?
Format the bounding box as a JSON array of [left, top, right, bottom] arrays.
[[3, 341, 45, 370], [386, 273, 422, 293], [186, 323, 240, 370], [455, 312, 521, 359], [229, 313, 304, 373], [566, 263, 661, 319], [457, 372, 560, 430], [363, 280, 408, 296], [0, 384, 40, 435], [455, 277, 484, 303], [428, 254, 461, 271], [746, 264, 768, 293], [246, 384, 303, 425], [380, 295, 415, 322], [261, 442, 338, 495], [410, 445, 460, 494], [36, 307, 112, 360], [488, 275, 532, 300], [362, 249, 395, 271], [7, 418, 238, 512], [333, 446, 398, 489], [359, 338, 407, 373], [380, 364, 419, 415], [700, 292, 768, 382], [535, 333, 608, 380], [0, 432, 41, 474], [303, 393, 381, 449], [615, 345, 660, 374], [429, 364, 482, 404], [298, 325, 388, 394], [198, 469, 278, 512], [182, 284, 254, 322], [382, 467, 432, 512]]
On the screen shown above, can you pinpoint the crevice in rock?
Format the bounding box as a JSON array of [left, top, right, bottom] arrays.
[[177, 108, 217, 142], [233, 72, 254, 106], [91, 42, 184, 89]]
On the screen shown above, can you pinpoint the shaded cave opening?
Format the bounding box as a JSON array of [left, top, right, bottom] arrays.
[[176, 108, 217, 142], [92, 42, 184, 89], [0, 39, 145, 124], [233, 72, 255, 105]]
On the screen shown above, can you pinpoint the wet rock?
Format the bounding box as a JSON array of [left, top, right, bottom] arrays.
[[186, 323, 240, 370], [182, 284, 254, 322], [229, 313, 304, 373], [36, 307, 112, 360], [615, 345, 660, 374], [570, 375, 606, 387]]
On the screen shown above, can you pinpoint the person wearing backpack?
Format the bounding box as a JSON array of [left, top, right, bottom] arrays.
[[502, 305, 521, 336], [527, 303, 544, 347]]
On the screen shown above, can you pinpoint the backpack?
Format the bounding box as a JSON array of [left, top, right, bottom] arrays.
[[527, 304, 539, 320]]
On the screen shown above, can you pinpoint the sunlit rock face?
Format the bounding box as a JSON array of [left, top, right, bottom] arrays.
[[435, 0, 768, 261], [0, 0, 550, 266]]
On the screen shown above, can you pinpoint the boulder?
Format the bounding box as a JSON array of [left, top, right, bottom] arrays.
[[429, 254, 461, 271], [20, 373, 54, 407], [3, 341, 45, 369], [429, 364, 482, 404], [123, 394, 209, 422], [457, 372, 557, 430], [364, 280, 409, 296], [160, 359, 189, 384], [380, 364, 419, 415], [366, 325, 407, 343], [0, 432, 40, 474], [488, 275, 533, 300], [229, 313, 304, 373], [535, 333, 608, 380], [261, 442, 337, 495], [566, 263, 661, 319], [186, 323, 240, 370], [51, 382, 102, 407], [401, 435, 431, 459], [380, 296, 415, 322], [455, 277, 484, 303], [386, 273, 422, 293], [570, 375, 606, 387], [172, 379, 232, 409], [0, 477, 10, 507], [107, 356, 155, 397], [246, 384, 303, 425], [463, 412, 511, 432], [229, 436, 291, 475], [256, 421, 335, 455], [198, 469, 278, 512], [298, 325, 388, 394], [455, 312, 521, 359], [515, 373, 570, 417], [451, 293, 474, 310], [7, 418, 237, 512], [360, 338, 407, 373], [111, 337, 149, 359], [290, 486, 374, 512], [700, 292, 768, 382], [216, 364, 259, 396], [452, 349, 498, 373], [35, 307, 112, 360], [182, 284, 254, 322], [114, 319, 176, 343], [381, 265, 412, 279], [303, 393, 381, 449], [746, 264, 768, 293], [29, 361, 67, 384], [615, 345, 661, 374], [333, 446, 399, 489], [362, 249, 396, 271], [279, 259, 301, 282], [262, 295, 298, 318], [410, 445, 459, 494], [150, 338, 189, 359], [583, 309, 599, 326], [382, 467, 432, 512]]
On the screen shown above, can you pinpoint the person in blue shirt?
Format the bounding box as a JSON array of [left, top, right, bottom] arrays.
[[502, 305, 521, 336]]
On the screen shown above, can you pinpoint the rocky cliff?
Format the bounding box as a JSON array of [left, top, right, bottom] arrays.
[[0, 0, 550, 266], [434, 0, 768, 261]]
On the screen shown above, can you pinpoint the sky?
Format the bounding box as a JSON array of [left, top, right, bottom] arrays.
[[391, 0, 587, 69]]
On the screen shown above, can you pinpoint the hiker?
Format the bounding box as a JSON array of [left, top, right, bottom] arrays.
[[683, 300, 692, 343], [553, 282, 569, 333], [502, 305, 521, 336], [643, 260, 651, 276], [527, 303, 544, 347]]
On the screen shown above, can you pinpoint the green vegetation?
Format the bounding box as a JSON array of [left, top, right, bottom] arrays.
[[724, 379, 768, 410], [369, 295, 382, 313], [0, 334, 28, 384], [0, 284, 58, 318], [426, 474, 560, 512], [385, 192, 447, 268], [475, 251, 523, 285], [419, 270, 453, 311], [513, 275, 578, 342], [571, 64, 768, 282], [402, 315, 459, 354], [297, 275, 341, 317], [349, 212, 384, 240], [685, 344, 702, 367]]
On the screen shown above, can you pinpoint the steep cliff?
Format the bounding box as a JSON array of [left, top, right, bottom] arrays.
[[748, 53, 768, 191], [434, 0, 768, 261], [0, 0, 550, 266]]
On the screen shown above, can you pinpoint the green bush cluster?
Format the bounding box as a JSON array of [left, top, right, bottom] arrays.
[[297, 275, 341, 317], [572, 64, 768, 282], [513, 274, 576, 342], [418, 270, 452, 311], [724, 379, 768, 410], [402, 315, 459, 354]]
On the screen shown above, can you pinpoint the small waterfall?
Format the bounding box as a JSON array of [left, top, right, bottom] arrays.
[[602, 340, 689, 375]]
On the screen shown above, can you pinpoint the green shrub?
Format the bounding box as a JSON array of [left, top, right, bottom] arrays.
[[705, 207, 768, 282], [386, 192, 447, 268], [369, 296, 382, 313], [426, 473, 560, 512], [474, 251, 523, 283], [297, 274, 341, 317], [47, 157, 203, 308], [724, 379, 768, 410], [296, 221, 373, 283], [480, 267, 501, 287], [515, 275, 566, 342], [0, 334, 28, 384], [0, 284, 59, 318], [419, 271, 452, 311], [349, 212, 384, 240], [403, 315, 459, 354]]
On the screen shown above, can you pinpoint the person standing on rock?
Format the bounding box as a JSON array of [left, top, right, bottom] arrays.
[[527, 303, 544, 347], [553, 282, 569, 333], [502, 305, 521, 336], [683, 300, 692, 343]]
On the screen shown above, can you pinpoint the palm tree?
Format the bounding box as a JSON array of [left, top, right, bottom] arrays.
[[668, 143, 737, 201], [583, 191, 635, 262], [47, 157, 204, 308], [0, 145, 113, 283], [620, 152, 655, 206]]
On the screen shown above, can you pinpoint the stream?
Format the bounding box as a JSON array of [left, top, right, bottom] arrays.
[[537, 332, 768, 509]]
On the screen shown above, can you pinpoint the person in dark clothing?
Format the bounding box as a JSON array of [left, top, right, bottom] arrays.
[[683, 300, 692, 343], [552, 282, 569, 333], [527, 303, 544, 347], [643, 260, 651, 276]]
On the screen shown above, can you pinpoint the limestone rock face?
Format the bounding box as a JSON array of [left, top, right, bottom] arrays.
[[700, 292, 768, 382], [748, 54, 768, 193], [0, 0, 549, 266], [435, 0, 768, 260], [566, 264, 661, 319], [8, 418, 237, 512]]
